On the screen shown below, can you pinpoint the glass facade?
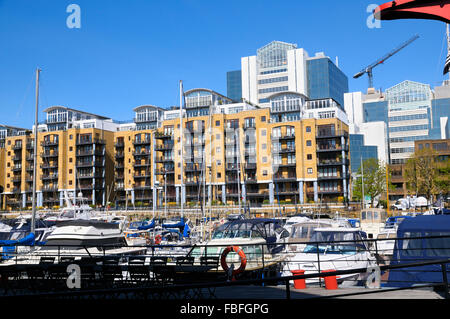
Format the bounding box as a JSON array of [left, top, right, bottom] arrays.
[[363, 101, 388, 123], [349, 134, 378, 174], [226, 70, 242, 102], [257, 41, 297, 70], [307, 58, 348, 107], [430, 98, 450, 139]]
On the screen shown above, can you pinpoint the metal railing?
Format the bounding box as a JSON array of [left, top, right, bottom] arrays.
[[0, 235, 448, 299]]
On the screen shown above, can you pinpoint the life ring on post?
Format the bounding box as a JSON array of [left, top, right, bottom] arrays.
[[220, 246, 247, 276], [154, 234, 162, 245]]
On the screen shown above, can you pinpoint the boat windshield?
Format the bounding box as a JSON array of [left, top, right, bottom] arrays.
[[303, 231, 366, 254]]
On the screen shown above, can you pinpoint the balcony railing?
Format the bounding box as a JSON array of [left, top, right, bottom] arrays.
[[316, 130, 349, 139], [76, 138, 106, 146]]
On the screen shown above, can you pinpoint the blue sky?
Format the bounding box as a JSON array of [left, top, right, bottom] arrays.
[[0, 0, 448, 128]]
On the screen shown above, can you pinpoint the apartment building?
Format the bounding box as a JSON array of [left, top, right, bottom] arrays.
[[1, 107, 117, 210], [1, 90, 351, 210], [110, 89, 350, 209]]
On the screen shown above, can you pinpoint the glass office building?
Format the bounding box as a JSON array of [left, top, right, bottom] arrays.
[[227, 70, 242, 102], [307, 57, 349, 107], [349, 134, 378, 174]]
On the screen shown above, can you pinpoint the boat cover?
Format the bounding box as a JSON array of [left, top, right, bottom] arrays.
[[387, 215, 450, 287]]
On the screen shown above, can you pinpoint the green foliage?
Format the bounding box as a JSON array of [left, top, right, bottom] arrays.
[[353, 158, 394, 207], [404, 148, 450, 201]]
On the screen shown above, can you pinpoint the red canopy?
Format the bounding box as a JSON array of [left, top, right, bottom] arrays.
[[374, 0, 450, 23]]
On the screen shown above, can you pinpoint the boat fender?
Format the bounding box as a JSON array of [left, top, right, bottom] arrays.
[[220, 246, 247, 276], [154, 234, 162, 245]]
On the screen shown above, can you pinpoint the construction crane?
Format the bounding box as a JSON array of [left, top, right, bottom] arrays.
[[354, 34, 419, 90]]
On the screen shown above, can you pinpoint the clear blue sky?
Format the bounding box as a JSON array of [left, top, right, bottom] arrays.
[[0, 0, 448, 128]]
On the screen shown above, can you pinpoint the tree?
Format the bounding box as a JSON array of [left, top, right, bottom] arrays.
[[405, 148, 449, 203], [353, 158, 394, 208]]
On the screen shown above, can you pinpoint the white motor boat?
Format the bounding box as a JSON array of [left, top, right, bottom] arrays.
[[0, 220, 147, 266], [283, 227, 376, 286], [185, 218, 288, 279]]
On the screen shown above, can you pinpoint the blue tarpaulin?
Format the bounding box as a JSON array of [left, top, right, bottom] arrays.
[[0, 233, 36, 260], [387, 215, 450, 288]]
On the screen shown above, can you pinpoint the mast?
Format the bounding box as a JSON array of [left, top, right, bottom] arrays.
[[179, 80, 184, 219], [31, 68, 41, 234]]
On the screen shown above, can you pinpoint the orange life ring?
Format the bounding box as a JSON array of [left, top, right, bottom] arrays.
[[220, 246, 247, 276], [154, 234, 162, 245]]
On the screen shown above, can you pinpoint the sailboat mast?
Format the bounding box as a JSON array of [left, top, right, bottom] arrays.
[[180, 80, 184, 218], [31, 68, 41, 234]]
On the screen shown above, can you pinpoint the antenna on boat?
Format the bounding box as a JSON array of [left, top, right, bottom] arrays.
[[31, 68, 41, 235]]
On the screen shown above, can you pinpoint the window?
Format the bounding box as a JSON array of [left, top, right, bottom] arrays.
[[261, 130, 266, 137], [69, 146, 73, 152], [307, 168, 313, 174], [69, 169, 72, 174], [216, 134, 220, 140], [263, 170, 268, 176], [69, 180, 72, 186], [216, 121, 220, 126], [307, 154, 312, 160], [217, 173, 221, 179], [69, 158, 73, 163], [216, 147, 221, 153], [306, 126, 311, 133], [261, 116, 266, 122], [262, 143, 267, 150], [262, 157, 267, 163], [306, 140, 312, 146]]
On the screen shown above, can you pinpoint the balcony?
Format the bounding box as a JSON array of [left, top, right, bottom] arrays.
[[317, 159, 349, 166], [12, 176, 22, 183], [42, 186, 58, 192], [243, 122, 256, 129], [76, 149, 105, 157], [76, 138, 105, 146], [133, 184, 152, 190], [115, 141, 125, 148], [275, 162, 296, 168], [133, 150, 152, 157], [134, 161, 151, 168], [41, 163, 58, 169], [317, 174, 344, 181], [41, 140, 59, 147], [41, 152, 58, 158], [244, 163, 257, 170], [134, 173, 152, 179], [316, 130, 348, 139], [273, 174, 297, 182], [13, 143, 23, 150], [115, 163, 125, 169], [316, 145, 348, 152], [155, 168, 174, 175], [155, 157, 174, 163], [155, 143, 174, 151], [225, 163, 239, 171], [154, 132, 173, 139], [12, 165, 22, 172], [115, 152, 124, 159], [279, 147, 296, 153], [133, 139, 151, 146], [271, 134, 295, 141], [12, 156, 22, 162], [76, 160, 104, 168], [42, 174, 59, 181]]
